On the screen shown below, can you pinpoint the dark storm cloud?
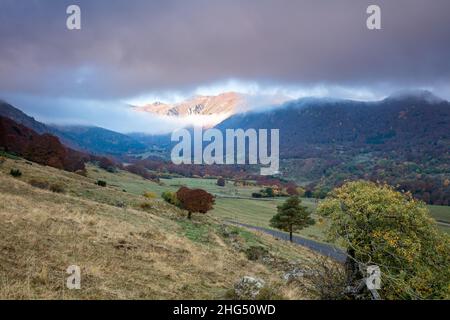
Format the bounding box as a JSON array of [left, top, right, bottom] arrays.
[[1, 0, 450, 99]]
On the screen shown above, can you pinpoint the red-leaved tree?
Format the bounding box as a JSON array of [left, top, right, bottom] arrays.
[[176, 187, 215, 219]]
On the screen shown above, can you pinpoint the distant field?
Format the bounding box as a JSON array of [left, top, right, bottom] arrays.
[[428, 205, 450, 234], [87, 167, 260, 198], [428, 205, 450, 224], [160, 177, 261, 197], [181, 177, 450, 236]]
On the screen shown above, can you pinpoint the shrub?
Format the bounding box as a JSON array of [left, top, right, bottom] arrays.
[[0, 151, 20, 160], [217, 177, 226, 187], [29, 179, 50, 189], [254, 286, 285, 300], [140, 202, 153, 210], [303, 256, 347, 299], [245, 245, 269, 261], [162, 191, 180, 206], [264, 187, 274, 197], [296, 187, 306, 197], [317, 180, 450, 299], [253, 188, 276, 198], [50, 183, 65, 193], [312, 187, 329, 199], [96, 180, 107, 187], [10, 169, 22, 177], [142, 191, 157, 199]]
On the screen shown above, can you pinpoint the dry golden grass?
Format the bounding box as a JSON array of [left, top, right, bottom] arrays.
[[0, 158, 320, 299]]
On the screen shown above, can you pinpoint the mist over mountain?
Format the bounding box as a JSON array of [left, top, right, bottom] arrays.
[[0, 101, 146, 157]]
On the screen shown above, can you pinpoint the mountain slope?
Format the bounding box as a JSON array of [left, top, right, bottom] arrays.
[[50, 125, 147, 156], [216, 91, 450, 204], [0, 101, 147, 156], [217, 91, 450, 159], [135, 92, 245, 116], [0, 100, 48, 134]]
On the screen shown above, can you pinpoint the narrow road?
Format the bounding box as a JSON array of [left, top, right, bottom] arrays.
[[436, 220, 450, 227], [227, 221, 347, 263]]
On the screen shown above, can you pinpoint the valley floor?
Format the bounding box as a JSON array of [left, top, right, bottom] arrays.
[[86, 167, 450, 237]]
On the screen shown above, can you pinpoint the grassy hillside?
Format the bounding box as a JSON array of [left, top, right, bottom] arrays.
[[0, 158, 322, 299]]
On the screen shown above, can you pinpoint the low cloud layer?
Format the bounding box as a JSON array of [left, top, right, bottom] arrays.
[[2, 94, 233, 134]]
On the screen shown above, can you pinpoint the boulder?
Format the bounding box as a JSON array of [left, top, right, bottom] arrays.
[[283, 268, 306, 282], [233, 276, 265, 299]]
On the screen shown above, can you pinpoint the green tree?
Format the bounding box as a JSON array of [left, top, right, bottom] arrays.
[[317, 180, 450, 299], [270, 196, 315, 242], [264, 187, 274, 197]]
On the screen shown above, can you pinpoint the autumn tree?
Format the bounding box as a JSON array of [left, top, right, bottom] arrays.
[[126, 164, 159, 181], [176, 187, 215, 219], [98, 157, 116, 172], [286, 185, 299, 196], [296, 187, 306, 197], [270, 196, 315, 242], [317, 180, 450, 299], [0, 116, 87, 172]]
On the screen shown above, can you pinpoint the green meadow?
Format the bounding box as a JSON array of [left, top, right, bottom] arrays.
[[87, 164, 450, 237]]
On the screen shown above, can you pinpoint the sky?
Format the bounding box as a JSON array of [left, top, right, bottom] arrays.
[[0, 0, 449, 133]]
